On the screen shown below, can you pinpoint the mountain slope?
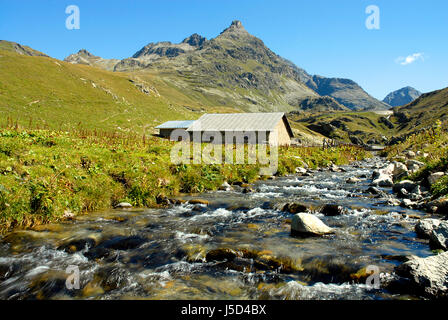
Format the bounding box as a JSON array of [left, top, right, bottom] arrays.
[[0, 40, 48, 57], [393, 87, 448, 132], [306, 75, 390, 111], [64, 49, 120, 71], [383, 86, 422, 107], [64, 20, 387, 112], [289, 96, 349, 112]]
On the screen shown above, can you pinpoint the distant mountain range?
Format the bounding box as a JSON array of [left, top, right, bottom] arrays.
[[63, 20, 389, 112], [383, 86, 422, 107]]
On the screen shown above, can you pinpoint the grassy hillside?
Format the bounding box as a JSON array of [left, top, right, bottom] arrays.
[[382, 120, 448, 199], [290, 111, 397, 144], [393, 87, 448, 133], [0, 49, 199, 133]]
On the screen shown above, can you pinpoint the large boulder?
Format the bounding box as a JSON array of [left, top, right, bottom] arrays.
[[282, 202, 309, 214], [219, 181, 232, 191], [415, 219, 442, 239], [392, 180, 418, 193], [427, 197, 448, 215], [320, 204, 346, 216], [291, 213, 334, 237], [406, 160, 425, 173], [392, 162, 408, 180], [405, 150, 416, 158], [428, 172, 445, 185], [114, 202, 132, 209], [346, 177, 361, 184], [393, 252, 448, 298], [372, 173, 393, 187], [295, 167, 307, 175], [429, 222, 448, 251]]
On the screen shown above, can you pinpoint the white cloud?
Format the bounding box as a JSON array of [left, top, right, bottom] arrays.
[[395, 53, 424, 66]]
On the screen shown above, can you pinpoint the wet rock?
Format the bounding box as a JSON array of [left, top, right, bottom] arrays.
[[98, 235, 146, 250], [401, 199, 417, 209], [371, 170, 381, 180], [392, 180, 418, 193], [346, 177, 360, 184], [63, 209, 75, 220], [206, 248, 238, 262], [415, 219, 441, 239], [429, 222, 448, 250], [393, 251, 448, 298], [96, 266, 131, 292], [406, 160, 425, 173], [57, 237, 97, 253], [115, 202, 132, 209], [242, 187, 254, 194], [84, 247, 118, 261], [291, 212, 334, 237], [218, 181, 232, 191], [168, 198, 187, 205], [372, 170, 393, 187], [405, 150, 416, 158], [329, 165, 342, 172], [192, 204, 207, 212], [295, 167, 307, 175], [28, 271, 75, 299], [428, 172, 445, 185], [386, 198, 401, 206], [188, 199, 209, 205], [397, 188, 409, 198], [366, 186, 383, 196], [217, 257, 255, 272], [427, 197, 448, 215], [156, 195, 171, 206], [320, 204, 346, 216], [281, 202, 309, 214], [392, 162, 408, 180], [301, 256, 359, 284]]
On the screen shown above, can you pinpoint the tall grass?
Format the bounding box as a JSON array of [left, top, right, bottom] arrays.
[[0, 124, 369, 233]]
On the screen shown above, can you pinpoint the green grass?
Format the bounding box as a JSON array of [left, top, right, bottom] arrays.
[[290, 111, 397, 143], [382, 120, 448, 199], [0, 49, 198, 134], [0, 127, 369, 233]]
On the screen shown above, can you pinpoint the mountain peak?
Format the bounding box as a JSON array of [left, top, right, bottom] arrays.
[[220, 20, 248, 35], [182, 33, 207, 47], [77, 49, 95, 57], [230, 20, 243, 28], [383, 86, 422, 107]]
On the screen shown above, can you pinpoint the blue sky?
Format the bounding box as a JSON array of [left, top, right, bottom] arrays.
[[1, 0, 447, 99]]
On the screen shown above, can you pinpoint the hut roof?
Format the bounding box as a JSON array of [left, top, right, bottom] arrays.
[[186, 112, 293, 137], [155, 120, 196, 129]]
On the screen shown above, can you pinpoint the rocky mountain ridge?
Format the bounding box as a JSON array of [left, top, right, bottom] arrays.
[[64, 20, 389, 112]]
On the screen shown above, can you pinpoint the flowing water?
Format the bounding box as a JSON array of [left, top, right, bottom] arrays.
[[0, 157, 439, 300]]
